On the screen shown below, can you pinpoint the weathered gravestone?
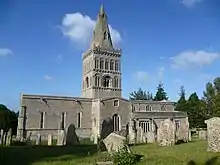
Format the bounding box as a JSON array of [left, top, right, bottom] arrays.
[[26, 131, 32, 144], [6, 128, 12, 146], [48, 134, 53, 146], [0, 129, 4, 145], [136, 127, 146, 144], [157, 118, 175, 146], [146, 131, 155, 143], [36, 134, 41, 145], [103, 132, 130, 153], [66, 124, 79, 145], [176, 118, 189, 143], [188, 130, 192, 141], [205, 117, 220, 152], [198, 129, 207, 140], [128, 120, 136, 144], [57, 130, 66, 146]]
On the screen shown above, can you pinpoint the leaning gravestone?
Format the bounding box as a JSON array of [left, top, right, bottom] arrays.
[[0, 129, 4, 145], [157, 118, 175, 146], [66, 124, 79, 145], [205, 117, 220, 152], [103, 132, 130, 153], [6, 128, 12, 146]]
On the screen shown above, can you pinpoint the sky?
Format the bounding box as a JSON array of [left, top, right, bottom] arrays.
[[0, 0, 220, 111]]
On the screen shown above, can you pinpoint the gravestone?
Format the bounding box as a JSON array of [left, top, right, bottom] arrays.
[[26, 131, 32, 144], [0, 129, 4, 145], [103, 132, 130, 153], [36, 134, 41, 145], [6, 128, 12, 146], [188, 130, 192, 141], [157, 118, 175, 146], [205, 117, 220, 152], [57, 130, 66, 146], [66, 124, 79, 145], [136, 127, 146, 144], [176, 118, 189, 143], [101, 118, 114, 139], [48, 134, 53, 146], [146, 132, 155, 143], [128, 120, 136, 144], [198, 129, 207, 140]]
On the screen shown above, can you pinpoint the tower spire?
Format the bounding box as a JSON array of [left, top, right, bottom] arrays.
[[91, 4, 113, 49]]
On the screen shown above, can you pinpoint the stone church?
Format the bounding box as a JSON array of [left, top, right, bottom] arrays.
[[17, 5, 188, 143]]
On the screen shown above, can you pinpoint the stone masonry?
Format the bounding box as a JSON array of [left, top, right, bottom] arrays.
[[16, 5, 188, 142]]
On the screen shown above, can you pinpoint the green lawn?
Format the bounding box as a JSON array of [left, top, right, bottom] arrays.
[[1, 140, 220, 165]]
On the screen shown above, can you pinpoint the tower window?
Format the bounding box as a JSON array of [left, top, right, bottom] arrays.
[[104, 31, 108, 40], [85, 77, 89, 88], [113, 100, 119, 107], [95, 74, 100, 86], [110, 60, 114, 70], [105, 60, 109, 70], [102, 75, 111, 87], [113, 76, 118, 88], [100, 59, 104, 69], [115, 60, 119, 71], [145, 105, 151, 111], [95, 58, 99, 69]]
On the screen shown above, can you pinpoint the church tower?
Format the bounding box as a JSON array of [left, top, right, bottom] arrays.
[[82, 5, 122, 99]]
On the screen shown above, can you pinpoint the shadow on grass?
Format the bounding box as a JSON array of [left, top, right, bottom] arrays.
[[187, 156, 220, 165], [0, 144, 97, 165]]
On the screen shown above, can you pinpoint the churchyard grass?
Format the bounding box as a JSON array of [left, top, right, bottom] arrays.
[[1, 139, 220, 165]]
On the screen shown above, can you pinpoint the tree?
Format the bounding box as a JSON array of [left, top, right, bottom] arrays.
[[0, 104, 18, 134], [175, 85, 187, 112], [186, 93, 207, 128], [153, 83, 168, 101], [129, 88, 153, 100]]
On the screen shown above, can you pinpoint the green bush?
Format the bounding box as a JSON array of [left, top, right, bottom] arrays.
[[112, 146, 137, 165]]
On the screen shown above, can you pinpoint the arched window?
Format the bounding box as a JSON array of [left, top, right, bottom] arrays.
[[115, 60, 119, 71], [60, 112, 66, 130], [85, 77, 89, 88], [95, 58, 99, 69], [102, 75, 111, 87], [113, 114, 120, 132], [113, 76, 118, 88], [40, 111, 45, 129], [104, 31, 107, 40], [100, 59, 104, 69], [77, 112, 82, 128], [146, 105, 151, 111], [95, 74, 100, 86], [105, 60, 109, 70], [110, 60, 114, 70]]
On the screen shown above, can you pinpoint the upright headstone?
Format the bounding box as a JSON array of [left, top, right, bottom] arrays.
[[146, 131, 155, 143], [0, 129, 4, 145], [66, 124, 79, 145], [48, 134, 53, 146], [198, 129, 207, 140], [136, 127, 146, 144], [26, 131, 32, 144], [205, 117, 220, 152], [36, 134, 41, 145], [157, 118, 175, 146], [128, 120, 136, 144], [188, 130, 192, 141], [57, 130, 66, 146], [6, 128, 12, 146], [176, 118, 189, 143]]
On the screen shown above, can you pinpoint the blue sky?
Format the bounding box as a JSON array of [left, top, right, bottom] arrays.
[[0, 0, 220, 111]]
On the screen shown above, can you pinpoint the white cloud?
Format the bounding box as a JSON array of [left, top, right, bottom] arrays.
[[158, 67, 165, 80], [181, 0, 203, 7], [55, 54, 62, 63], [0, 48, 14, 57], [171, 50, 220, 69], [136, 71, 149, 83], [60, 12, 121, 47], [44, 75, 54, 81]]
